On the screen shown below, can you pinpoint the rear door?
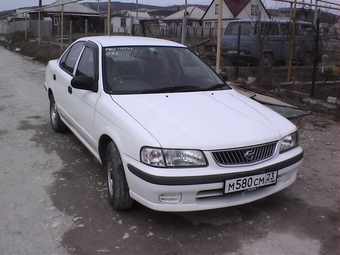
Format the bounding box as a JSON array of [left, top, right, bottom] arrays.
[[54, 41, 85, 124]]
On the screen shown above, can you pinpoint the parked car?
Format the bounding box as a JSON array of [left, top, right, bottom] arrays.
[[221, 19, 322, 66], [44, 36, 303, 212]]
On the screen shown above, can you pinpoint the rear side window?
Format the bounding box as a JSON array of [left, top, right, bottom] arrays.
[[255, 23, 279, 36], [60, 41, 85, 74], [225, 22, 251, 35], [281, 24, 290, 35], [300, 24, 314, 36]]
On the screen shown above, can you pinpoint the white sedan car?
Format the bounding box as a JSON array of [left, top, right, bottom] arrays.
[[44, 36, 303, 212]]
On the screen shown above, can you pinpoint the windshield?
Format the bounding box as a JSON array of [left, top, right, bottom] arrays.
[[103, 46, 228, 94]]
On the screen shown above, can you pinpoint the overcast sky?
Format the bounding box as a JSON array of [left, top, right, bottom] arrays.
[[1, 0, 339, 15]]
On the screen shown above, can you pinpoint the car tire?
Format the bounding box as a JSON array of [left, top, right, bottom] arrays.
[[302, 52, 314, 66], [50, 94, 67, 132], [106, 141, 133, 210], [262, 53, 273, 67]]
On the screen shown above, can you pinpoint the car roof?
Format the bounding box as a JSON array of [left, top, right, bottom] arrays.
[[228, 19, 312, 25], [76, 36, 186, 48]]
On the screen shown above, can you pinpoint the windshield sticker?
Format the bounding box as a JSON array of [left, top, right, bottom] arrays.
[[106, 47, 134, 52]]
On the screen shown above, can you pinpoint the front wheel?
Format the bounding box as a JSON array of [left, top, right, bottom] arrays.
[[302, 52, 314, 66], [50, 94, 67, 132], [106, 142, 133, 210]]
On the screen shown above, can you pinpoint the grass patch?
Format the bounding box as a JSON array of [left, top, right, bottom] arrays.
[[1, 31, 64, 64]]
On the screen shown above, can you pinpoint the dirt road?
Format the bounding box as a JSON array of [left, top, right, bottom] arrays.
[[0, 46, 339, 255]]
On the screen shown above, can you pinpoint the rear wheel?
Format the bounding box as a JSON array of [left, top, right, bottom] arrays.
[[262, 53, 273, 67], [106, 142, 133, 210], [50, 94, 67, 132]]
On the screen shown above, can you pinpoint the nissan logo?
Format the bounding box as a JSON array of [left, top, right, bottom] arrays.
[[244, 149, 256, 161]]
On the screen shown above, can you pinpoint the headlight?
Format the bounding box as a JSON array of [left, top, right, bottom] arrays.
[[141, 147, 207, 167], [280, 132, 299, 153]]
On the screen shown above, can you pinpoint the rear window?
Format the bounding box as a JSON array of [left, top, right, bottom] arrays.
[[225, 22, 251, 35]]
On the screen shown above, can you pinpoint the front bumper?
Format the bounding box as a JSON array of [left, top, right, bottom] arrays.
[[124, 147, 303, 212]]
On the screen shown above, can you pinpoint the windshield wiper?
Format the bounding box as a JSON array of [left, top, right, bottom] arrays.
[[156, 85, 202, 92], [109, 84, 229, 95], [204, 83, 229, 91]]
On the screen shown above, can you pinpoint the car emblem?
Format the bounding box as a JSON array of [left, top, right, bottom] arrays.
[[244, 149, 256, 162]]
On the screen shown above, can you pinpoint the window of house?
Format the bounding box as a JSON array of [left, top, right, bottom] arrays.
[[121, 18, 126, 27], [215, 4, 219, 14], [205, 22, 212, 27], [193, 22, 199, 27], [54, 15, 60, 26], [251, 5, 259, 16]]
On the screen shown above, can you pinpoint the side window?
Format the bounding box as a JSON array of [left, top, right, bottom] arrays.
[[260, 23, 279, 36], [281, 24, 290, 36], [75, 47, 95, 79], [225, 22, 251, 35], [60, 41, 85, 74], [300, 25, 314, 36]]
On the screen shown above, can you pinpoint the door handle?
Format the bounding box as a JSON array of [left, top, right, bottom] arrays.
[[53, 74, 56, 80], [68, 86, 72, 94]]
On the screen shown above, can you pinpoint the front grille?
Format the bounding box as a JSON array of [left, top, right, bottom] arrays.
[[211, 142, 277, 166]]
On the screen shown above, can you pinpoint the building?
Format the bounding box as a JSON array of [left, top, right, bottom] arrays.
[[29, 0, 102, 38], [162, 6, 206, 26], [202, 0, 270, 28], [0, 9, 33, 35], [111, 11, 151, 34]]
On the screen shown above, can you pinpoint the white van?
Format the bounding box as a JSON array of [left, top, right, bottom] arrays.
[[221, 19, 322, 66]]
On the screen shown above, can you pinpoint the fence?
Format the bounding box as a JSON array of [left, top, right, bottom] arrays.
[[160, 25, 218, 39]]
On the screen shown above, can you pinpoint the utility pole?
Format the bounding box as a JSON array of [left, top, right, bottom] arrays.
[[311, 9, 320, 98], [136, 0, 139, 20], [287, 0, 297, 82], [180, 0, 188, 45], [61, 4, 64, 50], [216, 0, 223, 73], [107, 0, 111, 35], [38, 0, 42, 44]]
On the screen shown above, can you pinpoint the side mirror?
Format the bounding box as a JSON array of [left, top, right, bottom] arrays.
[[71, 76, 96, 91], [218, 72, 228, 82]]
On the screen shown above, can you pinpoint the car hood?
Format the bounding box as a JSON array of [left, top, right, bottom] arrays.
[[111, 90, 295, 150]]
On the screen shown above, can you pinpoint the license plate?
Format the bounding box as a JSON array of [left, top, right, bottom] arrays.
[[224, 171, 277, 194]]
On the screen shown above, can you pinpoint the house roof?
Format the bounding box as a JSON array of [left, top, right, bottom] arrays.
[[41, 0, 98, 14], [202, 0, 270, 20], [163, 6, 205, 21], [225, 0, 251, 17], [126, 11, 151, 20]]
